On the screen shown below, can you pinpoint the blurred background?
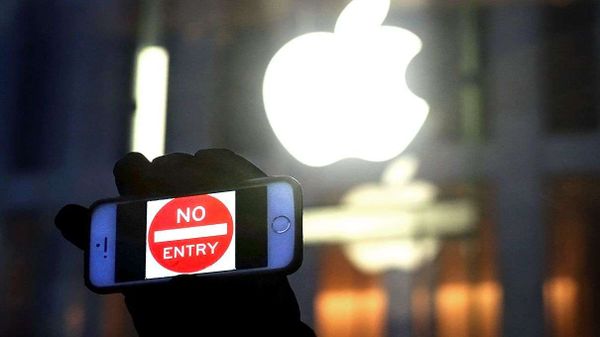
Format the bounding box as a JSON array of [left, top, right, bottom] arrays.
[[1, 0, 599, 336]]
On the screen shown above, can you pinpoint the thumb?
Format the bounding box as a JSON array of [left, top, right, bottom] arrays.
[[55, 204, 91, 250]]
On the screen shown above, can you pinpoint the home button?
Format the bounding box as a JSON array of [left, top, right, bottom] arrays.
[[272, 216, 291, 234]]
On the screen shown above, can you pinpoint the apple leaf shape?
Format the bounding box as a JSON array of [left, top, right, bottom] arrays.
[[335, 0, 390, 34]]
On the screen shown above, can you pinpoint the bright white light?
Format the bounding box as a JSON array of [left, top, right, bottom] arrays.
[[380, 155, 419, 186], [303, 200, 476, 244], [344, 239, 439, 272], [263, 0, 428, 167], [342, 155, 438, 207], [131, 46, 169, 160], [341, 181, 437, 208], [303, 156, 477, 273]]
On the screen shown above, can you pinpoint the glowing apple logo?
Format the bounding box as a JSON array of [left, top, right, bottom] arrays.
[[263, 0, 429, 167]]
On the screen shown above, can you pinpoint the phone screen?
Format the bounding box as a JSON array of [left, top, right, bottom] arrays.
[[112, 186, 268, 282]]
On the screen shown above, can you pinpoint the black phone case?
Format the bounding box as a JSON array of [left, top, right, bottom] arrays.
[[84, 176, 303, 294]]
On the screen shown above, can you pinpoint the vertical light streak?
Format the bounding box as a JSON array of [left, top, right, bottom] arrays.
[[131, 46, 169, 159]]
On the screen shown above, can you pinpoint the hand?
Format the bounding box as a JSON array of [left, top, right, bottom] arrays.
[[55, 149, 315, 336]]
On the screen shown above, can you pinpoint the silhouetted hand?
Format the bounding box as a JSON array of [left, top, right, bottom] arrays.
[[55, 149, 315, 336]]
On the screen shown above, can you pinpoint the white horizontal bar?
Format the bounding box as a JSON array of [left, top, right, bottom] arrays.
[[154, 223, 228, 243]]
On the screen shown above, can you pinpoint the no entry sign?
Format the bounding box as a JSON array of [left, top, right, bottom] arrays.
[[145, 191, 236, 279]]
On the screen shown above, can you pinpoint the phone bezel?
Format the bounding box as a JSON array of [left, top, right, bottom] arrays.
[[85, 176, 303, 294]]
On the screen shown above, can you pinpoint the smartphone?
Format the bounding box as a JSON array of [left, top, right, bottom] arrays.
[[86, 176, 302, 293]]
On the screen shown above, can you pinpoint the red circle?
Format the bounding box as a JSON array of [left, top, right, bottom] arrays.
[[148, 194, 233, 273]]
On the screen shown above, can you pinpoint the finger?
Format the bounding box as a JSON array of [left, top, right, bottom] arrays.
[[147, 153, 203, 194], [145, 150, 267, 194], [55, 204, 91, 250], [193, 148, 267, 181], [114, 152, 152, 196]]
